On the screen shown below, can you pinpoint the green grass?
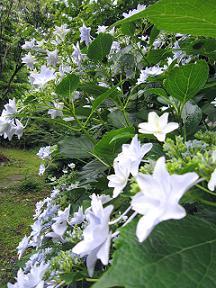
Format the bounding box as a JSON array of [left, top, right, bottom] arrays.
[[0, 147, 49, 287], [0, 147, 42, 188]]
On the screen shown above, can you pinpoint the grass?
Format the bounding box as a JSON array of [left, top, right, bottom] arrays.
[[0, 147, 42, 188], [0, 147, 49, 287]]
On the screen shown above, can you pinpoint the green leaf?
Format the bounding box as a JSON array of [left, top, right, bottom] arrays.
[[181, 101, 202, 134], [92, 86, 121, 114], [146, 48, 172, 65], [79, 83, 108, 96], [115, 0, 216, 38], [149, 25, 160, 46], [56, 74, 80, 97], [164, 60, 209, 103], [59, 136, 94, 159], [108, 110, 130, 128], [202, 103, 216, 121], [94, 127, 135, 165], [120, 22, 136, 36], [78, 160, 107, 180], [146, 87, 168, 98], [87, 33, 113, 62], [61, 272, 83, 285], [93, 216, 216, 288], [180, 38, 216, 61]]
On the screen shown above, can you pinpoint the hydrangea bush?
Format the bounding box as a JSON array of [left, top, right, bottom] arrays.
[[3, 0, 216, 287]]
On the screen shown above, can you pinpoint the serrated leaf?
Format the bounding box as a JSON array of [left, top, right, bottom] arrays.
[[56, 74, 80, 97], [93, 216, 216, 288], [59, 136, 94, 159], [164, 61, 209, 103], [115, 0, 216, 38], [87, 33, 113, 62]]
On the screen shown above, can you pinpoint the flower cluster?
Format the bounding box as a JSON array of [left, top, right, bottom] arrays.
[[0, 99, 24, 140]]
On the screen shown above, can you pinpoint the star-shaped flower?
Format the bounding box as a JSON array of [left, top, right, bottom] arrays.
[[31, 66, 56, 88], [131, 157, 199, 242], [48, 101, 64, 119], [22, 52, 36, 70], [72, 195, 113, 277], [138, 112, 179, 142]]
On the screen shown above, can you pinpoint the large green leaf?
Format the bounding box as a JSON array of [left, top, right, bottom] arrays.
[[87, 33, 113, 62], [164, 61, 209, 103], [94, 127, 135, 165], [115, 0, 216, 38], [59, 136, 94, 159], [56, 74, 80, 97], [94, 216, 216, 288]]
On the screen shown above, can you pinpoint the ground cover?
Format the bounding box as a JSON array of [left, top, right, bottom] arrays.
[[0, 148, 48, 287]]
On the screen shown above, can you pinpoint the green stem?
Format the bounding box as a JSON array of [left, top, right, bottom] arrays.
[[69, 105, 96, 144], [196, 184, 216, 197]]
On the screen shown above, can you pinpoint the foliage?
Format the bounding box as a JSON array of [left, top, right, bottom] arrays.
[[2, 0, 216, 287]]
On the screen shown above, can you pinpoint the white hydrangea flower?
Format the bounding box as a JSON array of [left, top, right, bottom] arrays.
[[8, 262, 49, 288], [4, 98, 17, 115], [59, 63, 71, 77], [48, 102, 64, 119], [208, 168, 216, 191], [137, 66, 164, 84], [68, 162, 75, 169], [89, 194, 112, 205], [138, 112, 179, 142], [123, 4, 146, 18], [46, 49, 58, 66], [38, 164, 46, 176], [37, 146, 51, 160], [115, 135, 152, 176], [96, 25, 107, 34], [17, 235, 29, 260], [131, 157, 199, 242], [21, 52, 36, 70], [107, 161, 130, 198], [72, 42, 84, 67], [46, 206, 70, 240], [110, 41, 121, 54], [108, 135, 152, 198], [21, 38, 36, 50], [53, 24, 70, 42], [69, 206, 85, 226], [30, 65, 56, 88], [72, 195, 113, 277], [0, 99, 24, 140], [30, 220, 43, 247], [79, 24, 91, 46]]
